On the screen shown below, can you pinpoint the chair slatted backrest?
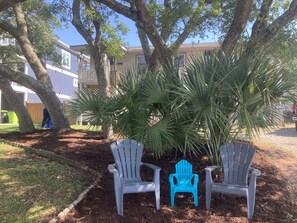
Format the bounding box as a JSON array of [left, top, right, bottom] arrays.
[[110, 139, 143, 181], [175, 160, 193, 186], [220, 143, 256, 186]]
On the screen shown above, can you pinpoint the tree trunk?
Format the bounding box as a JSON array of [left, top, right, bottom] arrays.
[[91, 49, 110, 96], [72, 0, 112, 137], [0, 76, 35, 133], [137, 25, 151, 65], [221, 0, 253, 55], [0, 64, 70, 131]]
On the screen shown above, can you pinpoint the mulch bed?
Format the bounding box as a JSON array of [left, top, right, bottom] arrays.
[[1, 129, 296, 223]]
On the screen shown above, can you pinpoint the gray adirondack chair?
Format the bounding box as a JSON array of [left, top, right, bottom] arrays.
[[108, 139, 161, 215], [205, 142, 261, 218]]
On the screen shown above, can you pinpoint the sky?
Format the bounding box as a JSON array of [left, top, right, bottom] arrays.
[[54, 16, 144, 46], [54, 15, 218, 47]]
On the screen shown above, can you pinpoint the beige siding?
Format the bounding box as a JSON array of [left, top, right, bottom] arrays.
[[117, 43, 220, 75]]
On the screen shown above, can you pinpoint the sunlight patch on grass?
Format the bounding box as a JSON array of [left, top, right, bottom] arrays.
[[0, 123, 102, 133], [71, 124, 102, 131], [0, 142, 91, 223], [0, 124, 19, 133]]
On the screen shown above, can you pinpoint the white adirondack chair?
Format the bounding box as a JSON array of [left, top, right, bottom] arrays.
[[108, 139, 161, 215], [205, 142, 261, 218]]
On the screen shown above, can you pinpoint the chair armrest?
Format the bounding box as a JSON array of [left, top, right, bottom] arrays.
[[205, 165, 221, 184], [142, 162, 161, 171], [248, 168, 261, 191], [169, 173, 177, 186], [108, 163, 118, 174], [205, 165, 221, 172], [249, 167, 261, 176], [108, 164, 121, 188], [142, 162, 161, 184], [192, 174, 199, 186]]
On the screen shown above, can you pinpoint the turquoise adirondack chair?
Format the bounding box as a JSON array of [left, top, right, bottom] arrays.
[[169, 159, 199, 207]]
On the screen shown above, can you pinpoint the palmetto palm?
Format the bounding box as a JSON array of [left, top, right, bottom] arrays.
[[69, 50, 295, 163], [177, 51, 295, 163]]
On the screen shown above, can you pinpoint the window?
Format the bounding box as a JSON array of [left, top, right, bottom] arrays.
[[136, 55, 147, 72], [73, 78, 78, 87], [204, 50, 212, 58], [174, 54, 185, 68], [61, 49, 71, 69]]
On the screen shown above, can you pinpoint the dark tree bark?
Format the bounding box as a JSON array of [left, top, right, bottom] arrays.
[[251, 0, 273, 39], [72, 0, 110, 96], [0, 0, 26, 12], [136, 25, 151, 66], [222, 0, 297, 55], [95, 0, 211, 69], [72, 0, 112, 137], [0, 65, 69, 131], [0, 76, 35, 133], [221, 0, 253, 55], [249, 0, 297, 48]]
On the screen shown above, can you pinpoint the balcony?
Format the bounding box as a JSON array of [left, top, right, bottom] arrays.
[[78, 65, 122, 86], [78, 65, 98, 85]]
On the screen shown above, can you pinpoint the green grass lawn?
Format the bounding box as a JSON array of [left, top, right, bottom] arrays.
[[0, 124, 101, 133], [0, 143, 91, 223], [0, 124, 20, 133]]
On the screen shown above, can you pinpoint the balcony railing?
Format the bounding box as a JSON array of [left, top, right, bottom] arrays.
[[78, 65, 97, 85], [78, 65, 121, 86]]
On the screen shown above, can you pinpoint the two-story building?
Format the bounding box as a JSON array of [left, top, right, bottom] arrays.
[[72, 42, 220, 91], [118, 42, 220, 73], [0, 39, 83, 124]]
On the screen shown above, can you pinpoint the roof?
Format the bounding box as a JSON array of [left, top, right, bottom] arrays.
[[126, 42, 220, 53]]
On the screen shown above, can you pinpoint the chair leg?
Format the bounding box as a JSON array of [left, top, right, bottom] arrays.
[[206, 185, 211, 210], [155, 185, 160, 210], [247, 190, 256, 218], [115, 188, 124, 215], [193, 190, 198, 207], [170, 190, 175, 207]]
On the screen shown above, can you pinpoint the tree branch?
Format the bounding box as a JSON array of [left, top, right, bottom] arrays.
[[170, 13, 207, 53], [95, 0, 138, 20], [133, 0, 167, 52], [136, 23, 151, 65], [0, 64, 51, 94], [256, 0, 297, 45], [13, 3, 52, 87], [160, 0, 175, 41], [0, 0, 27, 12], [0, 20, 19, 38], [221, 0, 253, 55], [251, 0, 273, 39], [0, 75, 34, 133], [83, 0, 102, 47], [72, 0, 95, 46]]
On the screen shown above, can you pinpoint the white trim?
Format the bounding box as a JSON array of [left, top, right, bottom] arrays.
[[11, 85, 29, 93], [46, 64, 78, 78], [24, 63, 28, 74], [27, 90, 72, 100], [57, 93, 71, 100]]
